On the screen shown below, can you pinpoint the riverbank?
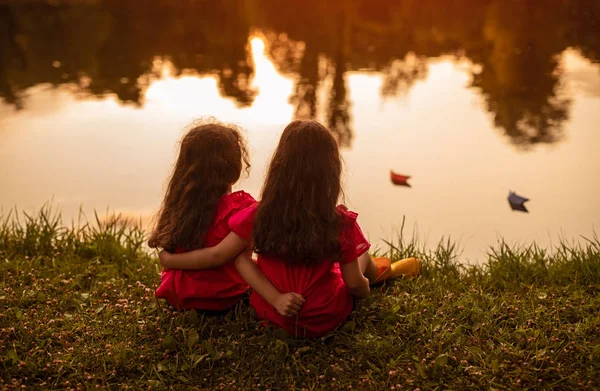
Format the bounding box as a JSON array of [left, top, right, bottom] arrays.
[[1, 208, 599, 390]]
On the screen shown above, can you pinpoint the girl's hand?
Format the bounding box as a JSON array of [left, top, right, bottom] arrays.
[[274, 293, 305, 317], [158, 250, 173, 269]]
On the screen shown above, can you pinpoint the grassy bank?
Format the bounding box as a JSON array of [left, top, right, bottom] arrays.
[[1, 208, 599, 390]]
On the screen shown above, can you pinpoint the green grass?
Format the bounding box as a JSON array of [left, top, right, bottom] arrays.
[[1, 206, 599, 390]]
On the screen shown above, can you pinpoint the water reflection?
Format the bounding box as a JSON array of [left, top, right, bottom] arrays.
[[0, 0, 599, 148], [0, 35, 598, 261]]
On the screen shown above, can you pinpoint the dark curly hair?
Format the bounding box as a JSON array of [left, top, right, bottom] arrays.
[[253, 120, 342, 264], [148, 119, 250, 250]]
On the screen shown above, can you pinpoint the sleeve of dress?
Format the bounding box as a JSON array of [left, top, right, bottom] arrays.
[[228, 203, 258, 241], [231, 191, 257, 210], [338, 208, 371, 264], [213, 191, 257, 229]]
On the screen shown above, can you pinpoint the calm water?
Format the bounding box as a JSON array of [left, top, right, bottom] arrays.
[[1, 1, 599, 261]]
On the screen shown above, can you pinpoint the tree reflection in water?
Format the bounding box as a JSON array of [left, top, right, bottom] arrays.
[[0, 0, 598, 148]]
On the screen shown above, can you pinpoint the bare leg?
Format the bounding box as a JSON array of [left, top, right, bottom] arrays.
[[358, 252, 380, 283]]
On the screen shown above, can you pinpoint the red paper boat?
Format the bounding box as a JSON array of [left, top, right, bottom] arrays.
[[390, 171, 411, 187]]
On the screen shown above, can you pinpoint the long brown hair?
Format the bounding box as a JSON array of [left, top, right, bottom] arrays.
[[253, 120, 342, 264], [148, 119, 250, 250]]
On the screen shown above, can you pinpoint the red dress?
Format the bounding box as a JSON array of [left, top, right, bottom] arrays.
[[229, 204, 370, 337], [155, 191, 256, 311]]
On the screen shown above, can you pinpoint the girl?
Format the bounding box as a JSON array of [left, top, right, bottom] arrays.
[[149, 119, 304, 315], [160, 120, 420, 336]]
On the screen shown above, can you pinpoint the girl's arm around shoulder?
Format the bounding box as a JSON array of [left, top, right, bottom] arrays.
[[159, 232, 248, 270], [340, 259, 370, 299], [234, 252, 305, 317]]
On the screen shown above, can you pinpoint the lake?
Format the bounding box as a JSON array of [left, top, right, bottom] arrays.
[[1, 0, 599, 261]]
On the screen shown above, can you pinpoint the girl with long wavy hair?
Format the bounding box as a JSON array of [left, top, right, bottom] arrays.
[[159, 120, 420, 336], [149, 119, 303, 315]]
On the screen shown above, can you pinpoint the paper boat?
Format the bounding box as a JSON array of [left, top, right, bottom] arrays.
[[390, 171, 411, 187], [508, 191, 529, 213]]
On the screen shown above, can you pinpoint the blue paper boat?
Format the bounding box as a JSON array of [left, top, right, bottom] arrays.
[[508, 191, 529, 213]]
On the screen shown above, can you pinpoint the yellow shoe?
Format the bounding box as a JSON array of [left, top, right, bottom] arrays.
[[372, 257, 421, 284], [390, 257, 421, 278], [371, 257, 391, 285]]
